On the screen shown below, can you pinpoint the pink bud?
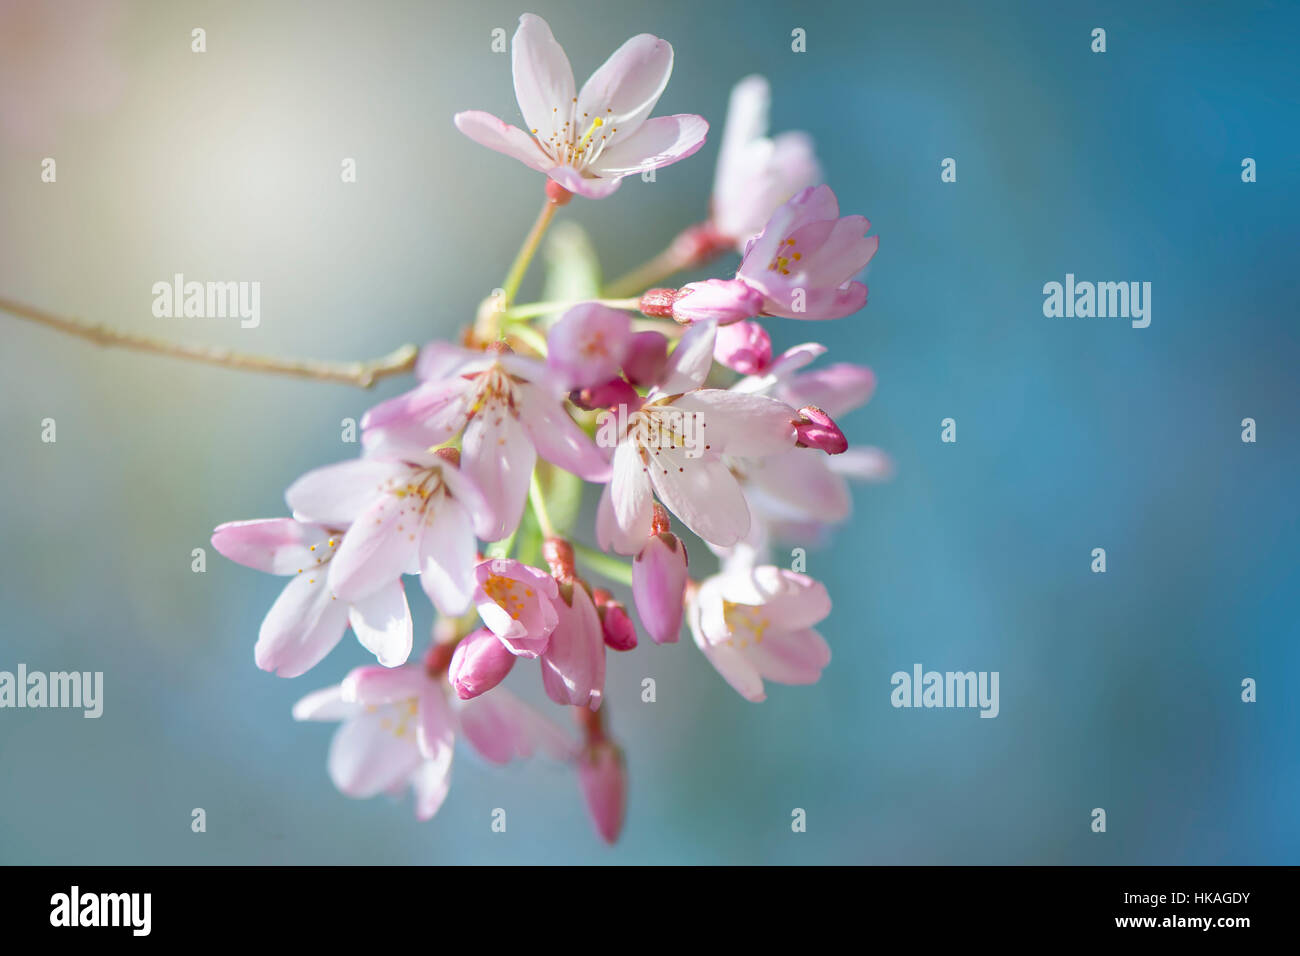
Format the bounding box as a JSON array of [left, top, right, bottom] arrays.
[[632, 531, 689, 645], [547, 303, 633, 389], [713, 319, 772, 374], [448, 627, 516, 700], [578, 741, 627, 845], [571, 377, 641, 412], [592, 588, 637, 651], [670, 279, 764, 325], [622, 331, 669, 386], [794, 405, 849, 455]]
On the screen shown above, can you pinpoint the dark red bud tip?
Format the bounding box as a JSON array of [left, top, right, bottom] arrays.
[[650, 503, 672, 537], [434, 446, 461, 468], [545, 179, 573, 206], [543, 537, 577, 583], [424, 641, 456, 678], [793, 405, 849, 455], [639, 288, 678, 318]]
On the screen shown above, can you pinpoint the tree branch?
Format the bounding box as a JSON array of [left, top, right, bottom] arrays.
[[0, 296, 418, 388]]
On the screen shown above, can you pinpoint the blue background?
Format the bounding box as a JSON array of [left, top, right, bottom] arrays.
[[0, 0, 1296, 863]]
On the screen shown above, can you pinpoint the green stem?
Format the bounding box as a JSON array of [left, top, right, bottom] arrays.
[[503, 297, 642, 322], [528, 470, 555, 538], [571, 541, 635, 588], [603, 245, 691, 299], [505, 321, 549, 356], [501, 199, 559, 311]]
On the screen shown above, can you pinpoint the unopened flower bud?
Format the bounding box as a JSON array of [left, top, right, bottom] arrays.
[[592, 588, 637, 651], [713, 319, 772, 374], [793, 405, 848, 455], [448, 627, 516, 699]]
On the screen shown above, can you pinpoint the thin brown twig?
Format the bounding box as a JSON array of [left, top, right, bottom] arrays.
[[0, 295, 418, 388]]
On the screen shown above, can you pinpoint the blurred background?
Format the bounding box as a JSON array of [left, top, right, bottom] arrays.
[[0, 0, 1296, 864]]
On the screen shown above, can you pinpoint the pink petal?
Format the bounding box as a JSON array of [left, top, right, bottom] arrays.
[[417, 497, 477, 616], [348, 579, 414, 668], [292, 684, 356, 722], [610, 438, 653, 546], [779, 362, 876, 417], [656, 318, 716, 394], [511, 14, 575, 141], [546, 302, 633, 389], [411, 749, 454, 821], [341, 664, 424, 706], [596, 480, 647, 556], [416, 682, 456, 763], [457, 687, 575, 765], [360, 376, 472, 436], [577, 742, 627, 844], [255, 572, 351, 678], [691, 604, 766, 702], [449, 627, 517, 699], [539, 584, 606, 709], [747, 627, 831, 686], [590, 114, 709, 176], [647, 447, 751, 547], [327, 493, 419, 603], [671, 389, 797, 459], [462, 400, 535, 541], [453, 110, 554, 172], [211, 518, 331, 576], [518, 381, 612, 482], [285, 459, 411, 527], [632, 533, 688, 644], [328, 709, 423, 799], [577, 32, 673, 138], [544, 164, 624, 199]]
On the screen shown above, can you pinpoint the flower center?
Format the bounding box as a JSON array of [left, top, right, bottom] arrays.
[[721, 599, 771, 648], [483, 574, 535, 621], [377, 697, 419, 738], [767, 237, 802, 276], [531, 106, 618, 171]]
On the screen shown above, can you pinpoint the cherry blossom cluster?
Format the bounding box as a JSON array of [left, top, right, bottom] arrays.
[[212, 13, 886, 845]]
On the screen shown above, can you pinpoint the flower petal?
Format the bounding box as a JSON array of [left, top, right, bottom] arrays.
[[590, 114, 708, 176], [610, 438, 653, 547], [211, 518, 331, 576], [672, 389, 797, 458], [540, 584, 606, 709], [327, 709, 422, 799], [511, 13, 576, 140], [647, 447, 751, 547], [327, 493, 419, 603], [690, 599, 766, 702], [747, 627, 831, 686], [286, 459, 411, 527], [462, 401, 535, 541], [453, 110, 554, 172], [411, 748, 454, 821], [417, 496, 477, 616], [656, 318, 717, 394], [518, 382, 611, 481], [348, 580, 414, 668], [256, 572, 351, 678], [577, 32, 673, 138]]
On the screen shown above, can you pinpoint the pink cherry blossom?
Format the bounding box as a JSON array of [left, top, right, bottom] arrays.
[[640, 278, 764, 326], [448, 627, 517, 700], [711, 75, 821, 251], [539, 578, 606, 710], [212, 518, 413, 677], [547, 302, 633, 389], [362, 345, 609, 541], [632, 506, 689, 645], [595, 320, 800, 553], [592, 588, 638, 651], [713, 319, 772, 375], [577, 739, 627, 844], [622, 330, 669, 386], [473, 557, 559, 657], [285, 446, 483, 618], [294, 661, 572, 820], [735, 185, 878, 320], [689, 562, 832, 703], [454, 14, 708, 200]]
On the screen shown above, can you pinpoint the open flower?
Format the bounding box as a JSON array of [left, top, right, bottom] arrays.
[[362, 345, 609, 541], [689, 561, 832, 703], [735, 185, 878, 320], [454, 14, 708, 199], [473, 557, 559, 657], [285, 446, 484, 617], [212, 518, 413, 677], [711, 75, 821, 251], [595, 321, 799, 553], [294, 662, 572, 820]]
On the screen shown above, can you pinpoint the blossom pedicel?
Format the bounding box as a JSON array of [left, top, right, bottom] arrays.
[[214, 12, 886, 844]]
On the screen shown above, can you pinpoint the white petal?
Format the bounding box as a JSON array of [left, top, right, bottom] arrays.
[[417, 497, 477, 616], [255, 572, 350, 678], [286, 459, 411, 527], [462, 400, 535, 541], [327, 709, 423, 799], [327, 493, 420, 603], [292, 684, 356, 722], [656, 319, 717, 394], [648, 447, 751, 548], [453, 110, 554, 172], [610, 439, 653, 546], [576, 32, 673, 139], [512, 13, 575, 141], [411, 749, 454, 821], [672, 389, 796, 458], [348, 581, 414, 668]]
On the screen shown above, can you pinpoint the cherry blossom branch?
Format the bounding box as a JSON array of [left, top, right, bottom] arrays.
[[503, 297, 641, 321], [500, 197, 560, 311], [603, 245, 693, 299], [0, 295, 418, 388], [527, 470, 556, 538], [571, 541, 635, 588]]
